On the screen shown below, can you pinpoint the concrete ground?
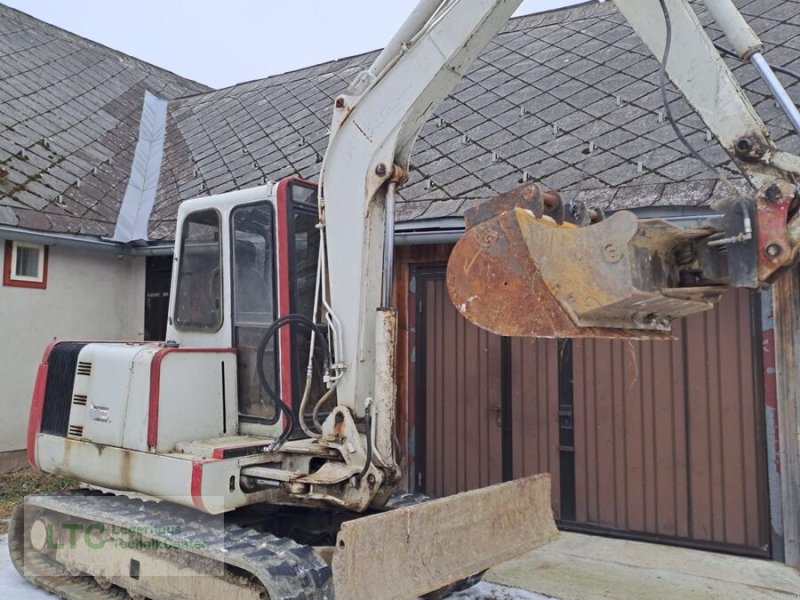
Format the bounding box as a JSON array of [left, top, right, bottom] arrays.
[[485, 531, 800, 600]]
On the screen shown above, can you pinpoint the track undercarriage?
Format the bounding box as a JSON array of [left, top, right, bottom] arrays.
[[10, 474, 556, 600], [11, 490, 333, 600]]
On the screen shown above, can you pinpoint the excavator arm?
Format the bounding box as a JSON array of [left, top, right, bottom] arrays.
[[449, 0, 800, 339]]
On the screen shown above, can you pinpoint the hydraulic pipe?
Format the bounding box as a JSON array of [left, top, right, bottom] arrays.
[[701, 0, 761, 58], [751, 53, 800, 136], [365, 0, 444, 83], [702, 0, 800, 135], [382, 182, 397, 308]]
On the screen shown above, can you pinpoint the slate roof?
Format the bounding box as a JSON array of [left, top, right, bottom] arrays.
[[0, 4, 209, 235], [150, 0, 800, 239], [2, 0, 800, 241]]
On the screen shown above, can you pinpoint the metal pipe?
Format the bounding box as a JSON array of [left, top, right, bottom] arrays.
[[0, 224, 176, 256], [382, 183, 397, 307], [130, 243, 174, 256], [751, 52, 800, 136], [701, 0, 800, 135], [701, 0, 762, 59], [0, 225, 124, 253], [394, 230, 463, 245], [365, 0, 444, 84]]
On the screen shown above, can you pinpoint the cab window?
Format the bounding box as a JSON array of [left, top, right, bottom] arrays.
[[174, 209, 222, 331], [232, 203, 278, 422]]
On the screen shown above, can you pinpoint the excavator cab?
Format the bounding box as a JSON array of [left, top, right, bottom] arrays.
[[169, 177, 324, 437]]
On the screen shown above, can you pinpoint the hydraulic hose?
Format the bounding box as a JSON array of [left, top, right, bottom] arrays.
[[256, 314, 332, 448], [357, 402, 373, 483]]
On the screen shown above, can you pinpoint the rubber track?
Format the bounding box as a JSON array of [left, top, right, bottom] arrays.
[[10, 490, 333, 600]]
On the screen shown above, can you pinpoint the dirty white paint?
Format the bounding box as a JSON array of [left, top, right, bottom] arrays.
[[0, 242, 145, 452]]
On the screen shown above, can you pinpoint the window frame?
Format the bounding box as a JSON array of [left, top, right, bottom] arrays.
[[230, 200, 280, 424], [287, 182, 323, 413], [173, 208, 224, 332], [230, 200, 278, 328], [3, 240, 48, 289]]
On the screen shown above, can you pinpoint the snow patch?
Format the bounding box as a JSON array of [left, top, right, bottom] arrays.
[[446, 581, 556, 599], [0, 536, 51, 599]]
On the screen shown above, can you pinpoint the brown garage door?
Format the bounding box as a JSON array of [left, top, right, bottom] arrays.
[[571, 289, 770, 555], [414, 268, 769, 556], [510, 336, 562, 519]]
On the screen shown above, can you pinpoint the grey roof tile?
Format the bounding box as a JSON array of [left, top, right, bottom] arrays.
[[610, 183, 665, 209], [418, 198, 465, 219], [655, 180, 717, 207], [395, 201, 432, 221], [572, 187, 618, 211]]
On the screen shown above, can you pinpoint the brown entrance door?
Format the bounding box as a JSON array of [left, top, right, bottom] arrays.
[[415, 268, 503, 497]]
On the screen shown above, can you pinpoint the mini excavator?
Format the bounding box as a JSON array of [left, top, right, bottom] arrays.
[[11, 1, 800, 599]]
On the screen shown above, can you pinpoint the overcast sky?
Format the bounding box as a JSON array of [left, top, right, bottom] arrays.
[[3, 0, 586, 88]]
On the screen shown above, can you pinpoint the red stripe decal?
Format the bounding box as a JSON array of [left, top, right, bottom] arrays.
[[27, 341, 60, 469], [191, 460, 206, 511], [147, 350, 165, 450]]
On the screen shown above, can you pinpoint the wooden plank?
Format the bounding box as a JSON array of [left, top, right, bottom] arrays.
[[685, 309, 713, 541], [652, 336, 678, 537], [773, 269, 800, 567], [464, 311, 481, 492], [720, 292, 747, 546], [671, 325, 690, 540], [441, 279, 458, 496], [624, 340, 645, 533], [510, 338, 561, 517]]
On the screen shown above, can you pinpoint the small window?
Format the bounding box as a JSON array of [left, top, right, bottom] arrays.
[[3, 241, 48, 289], [174, 210, 223, 331]]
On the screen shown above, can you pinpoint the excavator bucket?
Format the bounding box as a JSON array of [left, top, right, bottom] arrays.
[[331, 474, 557, 600], [447, 184, 724, 339]]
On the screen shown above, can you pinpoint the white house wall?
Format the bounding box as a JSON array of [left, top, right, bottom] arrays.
[[0, 242, 145, 452]]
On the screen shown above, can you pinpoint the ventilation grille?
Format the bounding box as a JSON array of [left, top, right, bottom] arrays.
[[41, 342, 88, 437], [67, 425, 84, 438], [76, 362, 92, 376], [72, 394, 88, 406]]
